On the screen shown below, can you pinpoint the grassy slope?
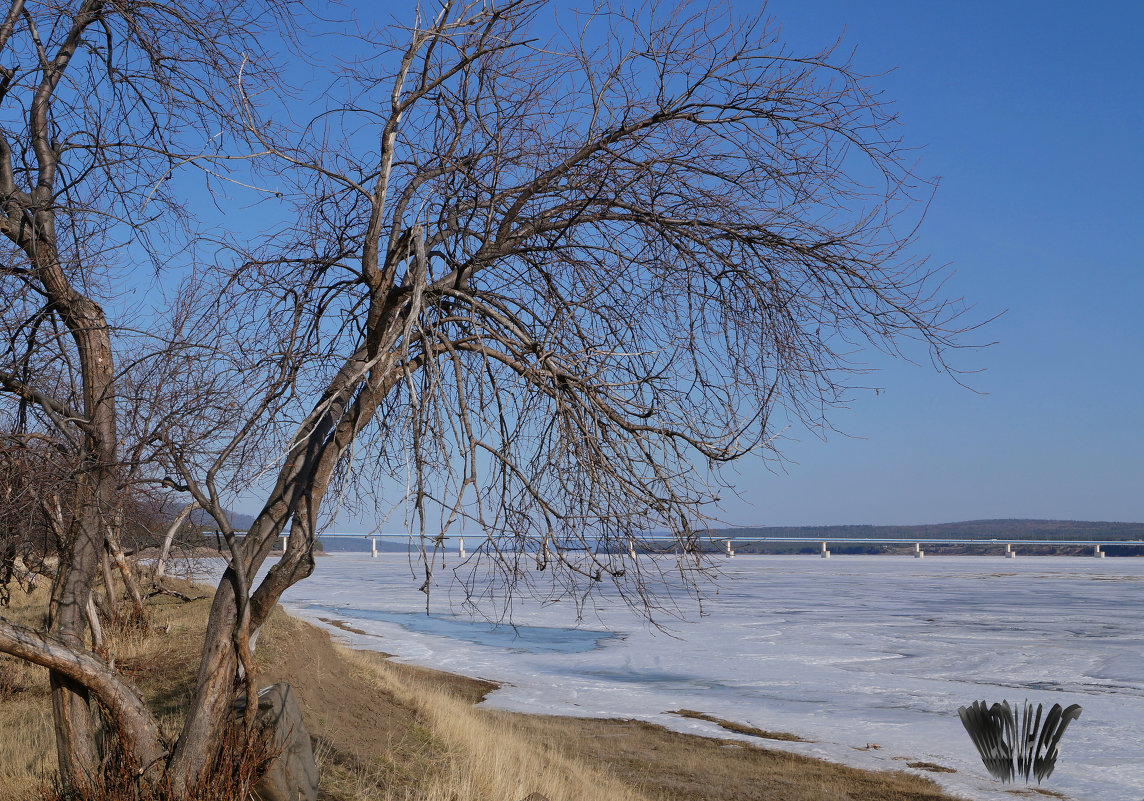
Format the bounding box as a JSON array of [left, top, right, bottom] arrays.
[[1, 579, 961, 801]]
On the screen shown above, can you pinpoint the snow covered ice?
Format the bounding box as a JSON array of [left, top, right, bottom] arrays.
[[273, 553, 1144, 801]]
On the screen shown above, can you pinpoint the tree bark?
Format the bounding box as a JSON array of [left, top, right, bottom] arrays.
[[84, 593, 103, 652], [99, 547, 118, 618], [47, 490, 107, 786], [153, 501, 198, 583], [166, 573, 242, 793], [105, 521, 146, 629]]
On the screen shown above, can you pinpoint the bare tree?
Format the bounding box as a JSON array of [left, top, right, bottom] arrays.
[[164, 0, 973, 789], [0, 0, 977, 797], [0, 0, 290, 795]]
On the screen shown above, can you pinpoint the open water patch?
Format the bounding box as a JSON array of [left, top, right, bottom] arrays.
[[580, 668, 733, 692], [306, 604, 618, 654]]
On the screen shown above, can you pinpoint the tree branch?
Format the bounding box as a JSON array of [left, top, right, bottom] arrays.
[[0, 614, 165, 772]]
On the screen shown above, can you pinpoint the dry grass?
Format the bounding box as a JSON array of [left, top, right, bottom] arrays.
[[338, 648, 650, 801], [907, 761, 957, 774], [497, 713, 956, 801], [0, 657, 56, 798], [0, 584, 57, 798], [251, 609, 454, 801], [250, 607, 643, 801], [671, 708, 807, 741], [0, 576, 215, 799]]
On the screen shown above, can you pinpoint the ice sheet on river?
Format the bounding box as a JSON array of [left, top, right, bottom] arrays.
[[272, 554, 1144, 801]]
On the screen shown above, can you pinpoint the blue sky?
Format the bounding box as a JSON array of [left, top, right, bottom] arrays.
[[710, 1, 1144, 525]]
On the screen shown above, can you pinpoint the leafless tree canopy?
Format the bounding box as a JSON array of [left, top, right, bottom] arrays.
[[0, 0, 975, 796], [214, 0, 966, 600]]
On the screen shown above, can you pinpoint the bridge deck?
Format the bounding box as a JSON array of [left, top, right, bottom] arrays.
[[282, 533, 1144, 547]]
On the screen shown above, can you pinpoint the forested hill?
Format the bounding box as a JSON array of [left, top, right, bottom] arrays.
[[708, 519, 1144, 542]]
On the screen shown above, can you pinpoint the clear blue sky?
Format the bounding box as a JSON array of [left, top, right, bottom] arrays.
[[711, 1, 1144, 526]]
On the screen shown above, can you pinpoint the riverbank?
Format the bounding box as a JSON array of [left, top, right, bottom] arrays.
[[257, 603, 958, 801], [0, 578, 957, 800]]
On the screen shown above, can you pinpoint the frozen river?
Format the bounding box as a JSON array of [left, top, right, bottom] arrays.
[[274, 553, 1144, 801]]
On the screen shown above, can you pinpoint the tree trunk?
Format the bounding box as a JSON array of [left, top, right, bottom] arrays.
[[105, 521, 146, 629], [36, 241, 124, 788], [100, 547, 118, 618], [168, 347, 397, 792], [166, 575, 242, 795], [153, 501, 198, 583], [47, 497, 109, 788]]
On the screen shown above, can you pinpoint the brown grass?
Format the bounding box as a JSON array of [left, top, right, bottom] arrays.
[[671, 708, 807, 741], [495, 713, 957, 801], [1, 584, 58, 798], [1, 580, 963, 801], [0, 577, 216, 799], [907, 762, 957, 774]]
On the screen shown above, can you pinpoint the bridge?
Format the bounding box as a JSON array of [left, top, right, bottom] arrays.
[[206, 531, 1144, 560], [710, 536, 1144, 558]]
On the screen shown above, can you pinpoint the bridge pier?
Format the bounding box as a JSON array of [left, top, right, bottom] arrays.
[[371, 537, 378, 558], [459, 537, 466, 559], [1005, 543, 1016, 558], [628, 538, 637, 560], [725, 539, 735, 558], [280, 534, 287, 553], [914, 542, 924, 558], [1094, 544, 1105, 558], [820, 541, 831, 559]]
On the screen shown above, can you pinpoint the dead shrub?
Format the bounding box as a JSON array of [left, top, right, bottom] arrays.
[[41, 712, 278, 801], [103, 605, 152, 638], [189, 717, 280, 801]]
